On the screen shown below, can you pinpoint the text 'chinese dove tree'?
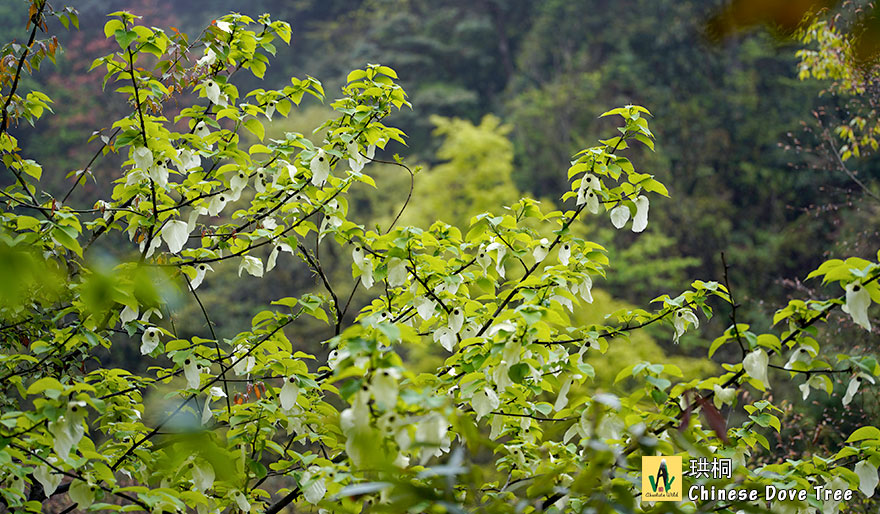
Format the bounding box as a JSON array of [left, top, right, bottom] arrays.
[[0, 4, 878, 514]]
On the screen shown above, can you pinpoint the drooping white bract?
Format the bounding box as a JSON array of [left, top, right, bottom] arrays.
[[193, 121, 211, 140], [360, 255, 374, 289], [161, 220, 189, 254], [784, 346, 814, 370], [574, 275, 593, 304], [48, 401, 87, 461], [267, 242, 293, 272], [448, 308, 464, 333], [843, 373, 875, 406], [743, 349, 770, 390], [206, 193, 227, 217], [183, 358, 201, 389], [554, 375, 574, 411], [632, 195, 649, 232], [347, 140, 366, 172], [856, 460, 879, 498], [559, 242, 571, 266], [799, 374, 829, 401], [119, 304, 138, 325], [486, 241, 507, 277], [712, 384, 736, 409], [203, 79, 226, 106], [231, 345, 255, 376], [279, 376, 300, 411], [415, 296, 436, 320], [843, 281, 872, 331], [190, 263, 212, 290], [34, 459, 62, 496], [140, 327, 161, 355], [310, 149, 330, 186], [387, 258, 408, 287], [672, 308, 699, 343], [149, 157, 170, 189], [201, 386, 226, 425], [473, 387, 500, 419], [215, 20, 232, 32], [610, 204, 630, 229], [255, 167, 267, 193], [230, 170, 248, 200], [434, 326, 456, 352], [196, 47, 216, 67], [231, 490, 250, 512], [371, 369, 399, 410], [177, 148, 200, 173], [533, 238, 550, 262], [415, 413, 451, 464], [264, 100, 276, 121], [301, 468, 327, 505], [238, 255, 264, 278], [132, 146, 152, 172]]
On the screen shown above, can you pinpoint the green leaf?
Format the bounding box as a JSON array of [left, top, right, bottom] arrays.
[[26, 377, 64, 395], [847, 426, 880, 442], [244, 118, 265, 141]]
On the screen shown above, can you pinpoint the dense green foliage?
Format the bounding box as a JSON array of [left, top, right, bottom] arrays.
[[0, 1, 879, 514]]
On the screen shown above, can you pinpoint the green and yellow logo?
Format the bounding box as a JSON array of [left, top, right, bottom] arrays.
[[642, 456, 682, 501]]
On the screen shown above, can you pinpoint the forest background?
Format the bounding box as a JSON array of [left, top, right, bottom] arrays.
[[1, 0, 879, 509]]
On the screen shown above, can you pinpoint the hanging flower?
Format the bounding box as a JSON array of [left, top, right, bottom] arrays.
[[132, 146, 152, 172], [632, 195, 649, 233], [193, 121, 211, 140], [855, 460, 878, 498], [610, 204, 630, 229], [784, 346, 813, 370], [280, 376, 300, 411], [533, 238, 550, 262], [196, 47, 216, 67], [238, 255, 264, 277], [230, 490, 250, 512], [448, 307, 464, 333], [176, 149, 200, 173], [415, 296, 436, 320], [554, 376, 574, 411], [255, 167, 267, 193], [347, 140, 366, 172], [843, 281, 872, 331], [799, 374, 829, 401], [161, 220, 189, 254], [843, 372, 875, 406], [203, 79, 226, 106], [190, 263, 212, 290], [574, 275, 593, 304], [301, 468, 327, 505], [712, 384, 736, 409], [672, 308, 699, 343], [149, 157, 171, 189], [201, 386, 226, 425], [119, 304, 138, 325], [231, 345, 255, 376], [140, 327, 161, 354], [264, 99, 276, 121], [310, 149, 330, 186], [360, 255, 374, 289], [371, 369, 399, 409], [267, 242, 293, 272], [743, 349, 770, 390], [387, 258, 408, 287], [473, 387, 500, 419], [230, 170, 248, 199], [434, 326, 456, 352], [415, 413, 451, 464], [206, 193, 227, 217], [34, 459, 62, 496], [559, 242, 571, 266], [183, 357, 201, 389]]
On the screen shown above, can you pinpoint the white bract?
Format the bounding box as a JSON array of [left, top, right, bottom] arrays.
[[238, 255, 264, 278], [347, 140, 366, 172], [34, 460, 62, 496], [743, 349, 770, 390], [842, 281, 872, 331], [799, 374, 830, 400], [132, 146, 152, 172], [610, 204, 630, 229], [190, 263, 212, 290], [267, 242, 293, 272], [310, 149, 330, 186], [183, 358, 201, 389], [855, 460, 878, 497], [672, 308, 699, 343], [280, 377, 300, 410], [68, 479, 95, 509], [203, 79, 226, 106], [533, 238, 550, 262], [161, 220, 189, 254], [843, 373, 875, 406], [141, 327, 161, 354], [473, 387, 500, 419], [632, 195, 649, 232], [559, 242, 571, 265], [713, 384, 736, 409]]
